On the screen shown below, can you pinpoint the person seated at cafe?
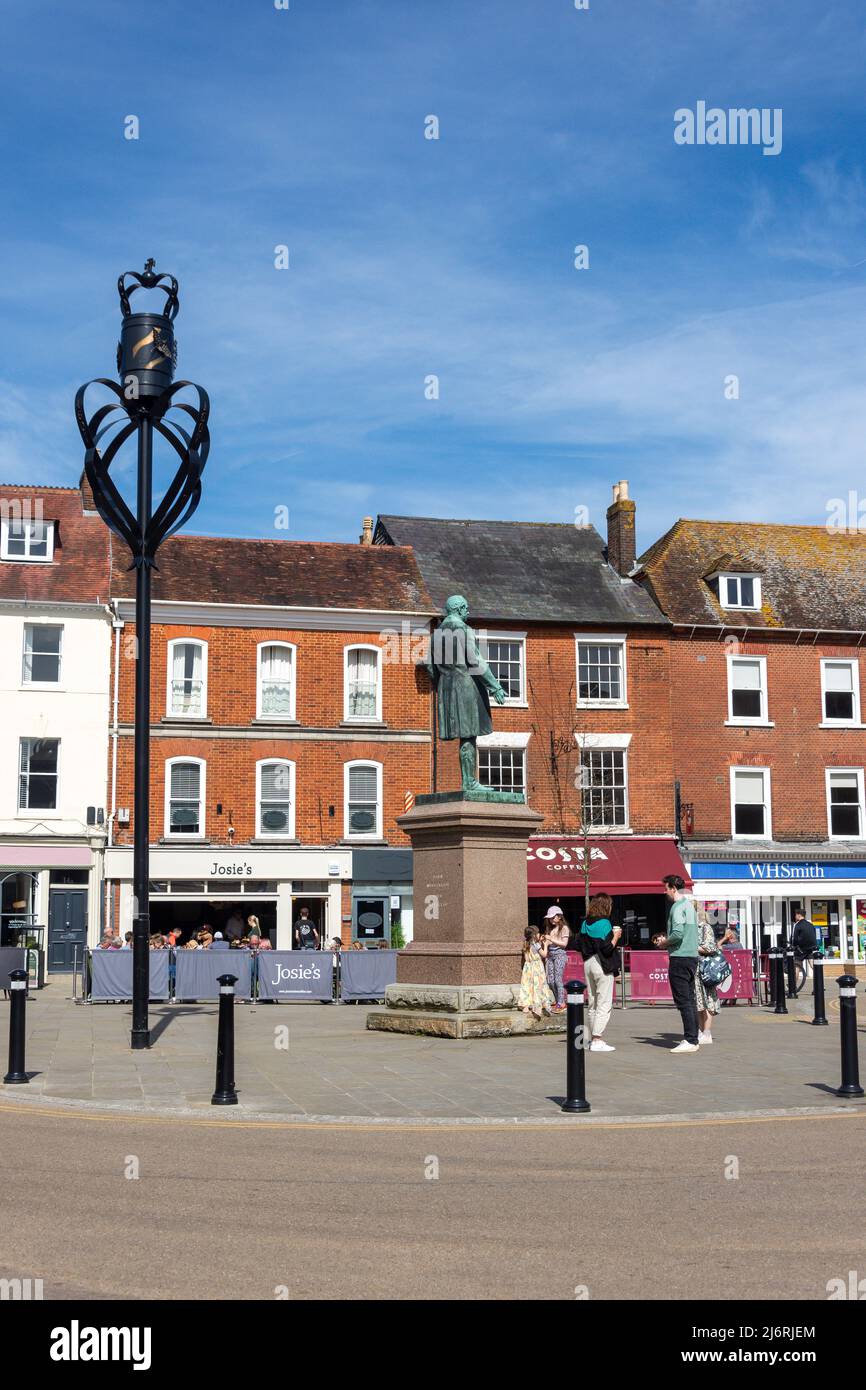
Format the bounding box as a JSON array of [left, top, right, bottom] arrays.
[[182, 936, 200, 950], [225, 910, 245, 944], [258, 936, 273, 951], [121, 932, 133, 949], [210, 931, 229, 951], [195, 925, 214, 949], [97, 932, 120, 950], [148, 934, 166, 949], [246, 934, 261, 949], [166, 926, 183, 949]]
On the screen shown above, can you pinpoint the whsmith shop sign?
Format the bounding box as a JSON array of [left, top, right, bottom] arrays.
[[691, 860, 866, 882]]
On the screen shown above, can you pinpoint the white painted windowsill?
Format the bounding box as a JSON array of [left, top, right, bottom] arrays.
[[724, 720, 775, 728]]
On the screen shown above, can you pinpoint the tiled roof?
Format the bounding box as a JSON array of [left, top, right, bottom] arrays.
[[0, 484, 111, 604], [375, 515, 667, 626], [637, 520, 866, 631], [110, 534, 434, 612]]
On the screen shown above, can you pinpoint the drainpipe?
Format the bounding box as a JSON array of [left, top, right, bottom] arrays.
[[104, 603, 125, 936], [108, 603, 124, 848]]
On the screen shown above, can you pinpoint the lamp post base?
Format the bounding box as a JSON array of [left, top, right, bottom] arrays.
[[130, 1029, 151, 1051]]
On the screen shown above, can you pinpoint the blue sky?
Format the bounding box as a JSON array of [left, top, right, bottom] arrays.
[[2, 0, 866, 552]]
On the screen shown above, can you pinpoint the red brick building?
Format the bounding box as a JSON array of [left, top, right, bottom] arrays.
[[636, 517, 866, 968], [375, 491, 688, 939], [103, 533, 435, 949]]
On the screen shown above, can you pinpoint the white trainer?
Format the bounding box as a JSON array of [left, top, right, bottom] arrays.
[[590, 1039, 615, 1052], [698, 1031, 714, 1045], [670, 1041, 700, 1053]]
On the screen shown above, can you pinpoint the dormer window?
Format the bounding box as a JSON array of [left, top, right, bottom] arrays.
[[1, 517, 55, 563], [712, 573, 761, 610]]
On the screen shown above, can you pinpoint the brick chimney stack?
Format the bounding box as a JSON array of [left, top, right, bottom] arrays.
[[606, 480, 636, 576], [359, 516, 374, 546], [79, 468, 97, 514]]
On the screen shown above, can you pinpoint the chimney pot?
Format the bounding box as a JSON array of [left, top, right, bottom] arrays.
[[360, 516, 374, 546]]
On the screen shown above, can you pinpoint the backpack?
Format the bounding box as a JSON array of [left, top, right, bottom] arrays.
[[699, 952, 732, 988]]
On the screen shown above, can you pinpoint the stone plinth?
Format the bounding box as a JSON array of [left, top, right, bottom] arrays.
[[366, 982, 565, 1038], [395, 796, 543, 986], [366, 797, 548, 1038]]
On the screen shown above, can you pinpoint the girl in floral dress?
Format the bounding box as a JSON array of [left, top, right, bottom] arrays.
[[519, 926, 554, 1018], [694, 910, 722, 1044]]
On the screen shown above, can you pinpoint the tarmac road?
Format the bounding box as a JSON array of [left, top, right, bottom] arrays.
[[1, 1103, 864, 1301]]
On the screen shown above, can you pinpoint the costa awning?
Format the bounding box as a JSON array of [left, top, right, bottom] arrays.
[[527, 836, 692, 897]]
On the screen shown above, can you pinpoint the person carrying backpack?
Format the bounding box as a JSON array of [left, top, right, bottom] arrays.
[[576, 893, 622, 1052]]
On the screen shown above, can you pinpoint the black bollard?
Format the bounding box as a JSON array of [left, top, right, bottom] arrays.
[[835, 974, 864, 1098], [211, 973, 238, 1106], [3, 969, 28, 1085], [811, 954, 828, 1027], [785, 945, 797, 999], [561, 977, 591, 1114], [769, 949, 787, 1015]]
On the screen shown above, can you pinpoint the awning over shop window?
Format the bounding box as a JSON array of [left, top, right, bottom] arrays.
[[527, 837, 692, 897]]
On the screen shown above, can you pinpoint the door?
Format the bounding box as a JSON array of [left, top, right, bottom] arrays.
[[48, 890, 87, 972], [353, 897, 388, 945], [291, 897, 326, 949]]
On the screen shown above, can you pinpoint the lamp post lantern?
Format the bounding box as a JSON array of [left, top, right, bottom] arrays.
[[75, 261, 210, 1050]]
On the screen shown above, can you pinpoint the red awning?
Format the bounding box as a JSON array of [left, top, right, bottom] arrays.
[[527, 836, 692, 897]]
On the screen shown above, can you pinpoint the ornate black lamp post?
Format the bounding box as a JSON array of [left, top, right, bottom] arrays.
[[75, 261, 210, 1049]]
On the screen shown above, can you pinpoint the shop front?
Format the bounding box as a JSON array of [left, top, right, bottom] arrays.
[[350, 847, 413, 946], [0, 841, 103, 973], [527, 835, 692, 944], [103, 846, 352, 951], [687, 851, 866, 966]]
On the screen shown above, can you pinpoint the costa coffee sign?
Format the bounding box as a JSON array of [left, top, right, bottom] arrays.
[[527, 843, 610, 875]]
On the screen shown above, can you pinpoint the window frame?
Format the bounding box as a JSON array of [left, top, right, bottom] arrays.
[[343, 759, 383, 841], [164, 756, 207, 840], [166, 638, 208, 719], [716, 573, 762, 611], [479, 631, 527, 707], [18, 737, 61, 814], [477, 744, 527, 796], [575, 633, 628, 709], [22, 623, 63, 688], [256, 641, 297, 722], [579, 744, 630, 831], [729, 766, 772, 841], [820, 658, 861, 728], [343, 644, 383, 723], [1, 517, 55, 563], [825, 767, 865, 841], [725, 653, 769, 726], [256, 758, 296, 840]]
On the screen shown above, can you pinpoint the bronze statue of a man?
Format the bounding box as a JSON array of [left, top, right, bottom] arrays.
[[426, 594, 507, 795]]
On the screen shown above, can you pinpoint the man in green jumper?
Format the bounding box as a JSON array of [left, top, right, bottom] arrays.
[[653, 874, 700, 1053]]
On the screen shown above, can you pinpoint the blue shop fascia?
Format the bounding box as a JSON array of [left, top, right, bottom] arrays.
[[685, 842, 866, 964]]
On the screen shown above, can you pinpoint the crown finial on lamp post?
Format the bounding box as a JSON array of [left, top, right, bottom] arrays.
[[74, 263, 210, 1051]]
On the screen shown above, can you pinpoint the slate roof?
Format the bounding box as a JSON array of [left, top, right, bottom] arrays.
[[375, 516, 667, 626], [110, 534, 434, 613], [636, 520, 866, 632]]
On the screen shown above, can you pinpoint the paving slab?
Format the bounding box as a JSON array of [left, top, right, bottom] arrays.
[[1, 977, 864, 1122]]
